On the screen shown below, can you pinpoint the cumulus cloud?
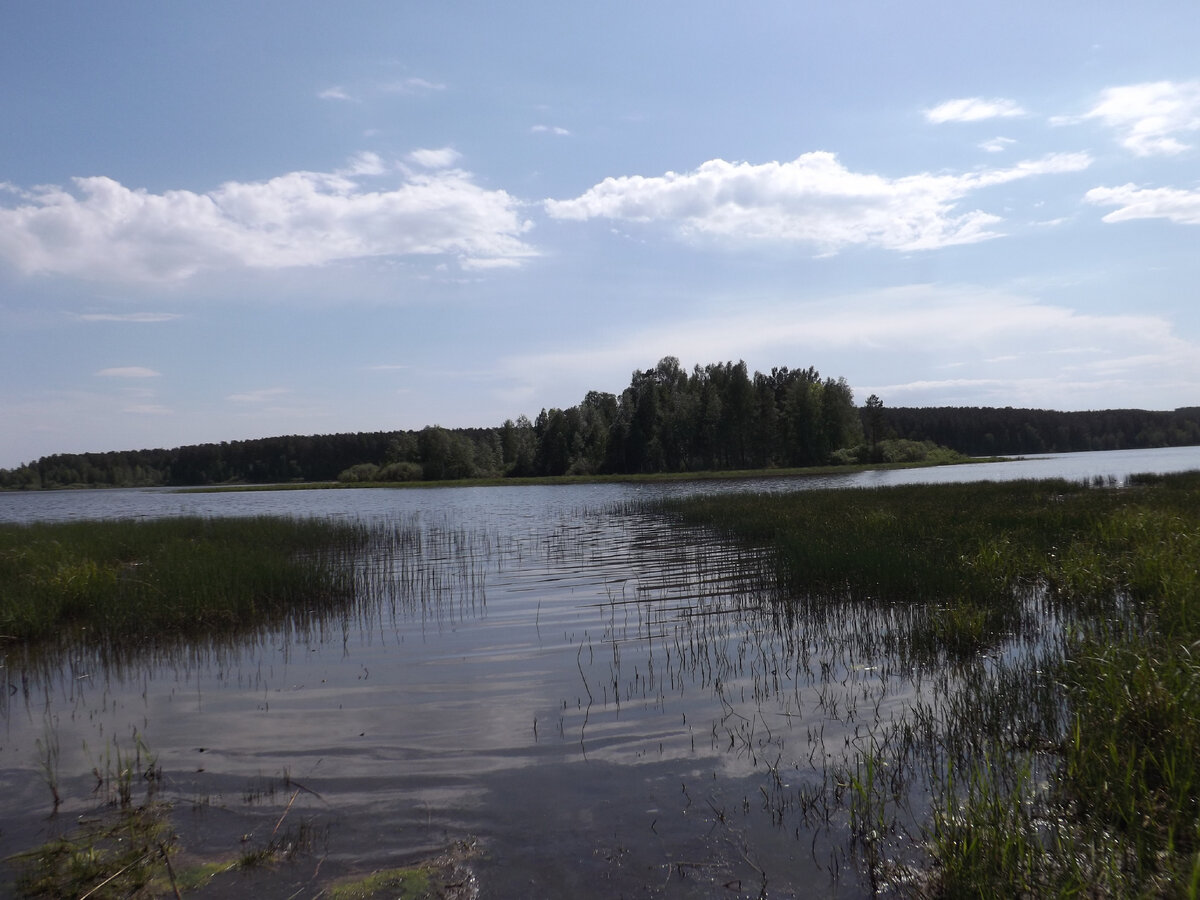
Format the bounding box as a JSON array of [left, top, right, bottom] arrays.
[[96, 367, 160, 378], [532, 125, 571, 136], [1084, 183, 1200, 224], [0, 156, 536, 281], [924, 97, 1026, 123], [545, 152, 1091, 253], [1084, 81, 1200, 155]]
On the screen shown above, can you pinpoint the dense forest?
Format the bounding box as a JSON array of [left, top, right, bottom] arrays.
[[2, 357, 1198, 489], [876, 406, 1200, 456]]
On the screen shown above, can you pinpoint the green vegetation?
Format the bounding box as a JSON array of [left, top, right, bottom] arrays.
[[831, 437, 969, 467], [8, 718, 473, 898], [0, 516, 368, 652], [11, 804, 179, 899], [879, 404, 1200, 456], [658, 471, 1200, 895], [9, 730, 176, 899], [329, 867, 432, 899], [188, 454, 982, 494], [327, 843, 478, 900]]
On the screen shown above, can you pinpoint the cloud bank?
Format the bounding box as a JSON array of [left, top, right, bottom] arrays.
[[0, 158, 536, 282], [497, 284, 1195, 411], [545, 152, 1091, 253]]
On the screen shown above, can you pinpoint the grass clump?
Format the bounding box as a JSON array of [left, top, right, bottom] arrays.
[[657, 478, 1093, 664], [0, 516, 369, 653], [329, 866, 432, 899], [327, 842, 478, 900], [9, 805, 179, 899]]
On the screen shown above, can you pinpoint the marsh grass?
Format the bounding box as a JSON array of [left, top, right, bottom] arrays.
[[10, 735, 177, 899], [10, 804, 179, 900], [2, 513, 496, 896], [0, 516, 371, 655], [655, 472, 1200, 895]]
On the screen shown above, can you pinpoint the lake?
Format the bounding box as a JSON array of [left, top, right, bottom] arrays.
[[2, 446, 1198, 898]]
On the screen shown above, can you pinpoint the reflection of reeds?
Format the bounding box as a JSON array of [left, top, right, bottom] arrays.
[[649, 471, 1200, 895]]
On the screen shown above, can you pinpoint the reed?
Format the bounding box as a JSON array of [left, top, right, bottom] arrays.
[[654, 471, 1200, 895], [0, 516, 370, 652]]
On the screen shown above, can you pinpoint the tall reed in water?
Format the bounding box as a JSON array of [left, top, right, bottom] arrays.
[[656, 471, 1200, 895]]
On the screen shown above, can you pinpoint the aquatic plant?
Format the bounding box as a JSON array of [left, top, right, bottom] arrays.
[[0, 516, 369, 650], [654, 471, 1200, 895]]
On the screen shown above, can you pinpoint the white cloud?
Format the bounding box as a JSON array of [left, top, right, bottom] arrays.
[[532, 125, 571, 136], [1083, 80, 1200, 156], [924, 97, 1026, 124], [317, 86, 356, 102], [77, 312, 181, 322], [337, 151, 387, 176], [405, 147, 462, 169], [1084, 183, 1200, 224], [979, 136, 1015, 153], [96, 366, 160, 377], [382, 77, 446, 94], [545, 152, 1091, 253], [0, 156, 536, 281]]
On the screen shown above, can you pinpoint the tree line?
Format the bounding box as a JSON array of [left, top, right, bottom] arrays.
[[1, 358, 862, 488], [875, 406, 1200, 456], [2, 358, 1198, 489]]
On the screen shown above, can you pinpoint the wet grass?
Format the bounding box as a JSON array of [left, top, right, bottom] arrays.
[[654, 471, 1200, 896], [327, 842, 479, 899], [0, 516, 370, 652], [10, 804, 180, 899], [9, 732, 177, 899]]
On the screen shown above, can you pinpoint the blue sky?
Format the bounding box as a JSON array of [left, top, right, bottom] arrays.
[[2, 2, 1199, 467]]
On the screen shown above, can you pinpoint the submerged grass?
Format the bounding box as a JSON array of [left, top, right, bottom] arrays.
[[0, 516, 369, 653], [656, 471, 1200, 896], [10, 804, 179, 900]]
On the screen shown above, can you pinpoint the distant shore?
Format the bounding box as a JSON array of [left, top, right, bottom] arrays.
[[180, 456, 1005, 493]]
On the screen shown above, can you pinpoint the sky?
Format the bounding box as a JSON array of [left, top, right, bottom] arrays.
[[2, 2, 1199, 467]]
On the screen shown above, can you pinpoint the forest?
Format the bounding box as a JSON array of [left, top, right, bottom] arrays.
[[2, 357, 1199, 489]]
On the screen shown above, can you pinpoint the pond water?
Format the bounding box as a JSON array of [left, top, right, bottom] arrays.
[[1, 446, 1198, 898]]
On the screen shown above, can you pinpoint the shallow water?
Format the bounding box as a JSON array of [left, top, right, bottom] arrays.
[[1, 447, 1198, 897]]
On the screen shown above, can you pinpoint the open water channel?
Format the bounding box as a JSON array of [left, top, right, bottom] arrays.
[[1, 447, 1198, 898]]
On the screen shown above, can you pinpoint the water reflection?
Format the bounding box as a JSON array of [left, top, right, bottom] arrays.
[[2, 446, 1199, 896]]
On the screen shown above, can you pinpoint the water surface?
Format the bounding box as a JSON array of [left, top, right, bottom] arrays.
[[2, 447, 1197, 897]]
